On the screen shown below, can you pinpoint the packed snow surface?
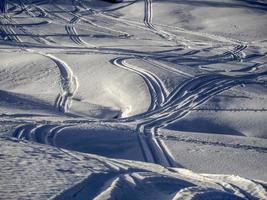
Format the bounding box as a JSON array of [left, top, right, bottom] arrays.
[[0, 0, 267, 199]]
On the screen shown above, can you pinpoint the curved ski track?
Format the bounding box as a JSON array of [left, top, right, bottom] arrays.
[[64, 1, 92, 46], [0, 16, 22, 43], [143, 0, 248, 55], [13, 123, 73, 147], [43, 54, 79, 113], [27, 1, 91, 46], [112, 57, 168, 111], [4, 15, 52, 45], [65, 16, 88, 46], [53, 3, 130, 40], [111, 56, 267, 167], [144, 0, 181, 44]]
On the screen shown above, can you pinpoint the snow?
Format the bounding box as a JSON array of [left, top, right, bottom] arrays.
[[1, 137, 266, 199], [0, 0, 267, 199]]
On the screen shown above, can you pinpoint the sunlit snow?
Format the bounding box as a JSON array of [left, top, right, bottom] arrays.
[[0, 0, 267, 199]]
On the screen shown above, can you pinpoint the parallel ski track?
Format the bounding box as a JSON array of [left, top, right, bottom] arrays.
[[111, 57, 172, 165], [0, 16, 22, 43], [65, 0, 92, 46], [12, 0, 248, 55], [4, 15, 52, 45], [4, 0, 248, 65], [17, 0, 35, 17], [137, 74, 265, 167], [11, 0, 91, 46], [142, 58, 193, 78], [33, 2, 127, 46], [12, 123, 73, 148], [111, 55, 267, 167], [112, 57, 168, 111], [53, 3, 130, 39], [43, 54, 79, 113], [65, 16, 87, 45], [112, 57, 177, 166], [143, 0, 248, 58], [144, 0, 183, 44], [27, 0, 88, 46]]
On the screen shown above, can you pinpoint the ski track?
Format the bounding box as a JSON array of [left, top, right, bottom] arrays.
[[0, 16, 22, 43], [12, 123, 73, 147], [34, 1, 90, 46], [65, 16, 87, 46], [111, 54, 266, 167], [111, 57, 174, 166], [40, 53, 79, 113], [4, 15, 52, 45], [143, 0, 248, 55], [112, 57, 168, 110], [7, 0, 92, 46], [64, 0, 92, 46], [144, 0, 183, 45], [53, 3, 130, 39]]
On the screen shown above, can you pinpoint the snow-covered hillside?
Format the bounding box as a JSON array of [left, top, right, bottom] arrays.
[[0, 0, 266, 199]]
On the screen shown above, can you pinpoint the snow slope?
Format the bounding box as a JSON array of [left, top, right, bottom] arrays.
[[0, 0, 267, 199], [1, 137, 266, 200]]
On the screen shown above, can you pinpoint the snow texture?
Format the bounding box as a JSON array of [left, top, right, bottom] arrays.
[[0, 0, 267, 199]]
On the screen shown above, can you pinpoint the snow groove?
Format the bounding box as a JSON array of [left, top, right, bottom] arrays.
[[53, 3, 130, 39], [44, 54, 79, 113], [144, 0, 179, 43], [111, 54, 267, 167], [64, 0, 92, 46], [12, 123, 73, 147], [0, 16, 22, 43], [65, 16, 87, 46], [112, 57, 167, 111], [4, 15, 52, 45], [143, 0, 248, 54], [111, 57, 175, 166]]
